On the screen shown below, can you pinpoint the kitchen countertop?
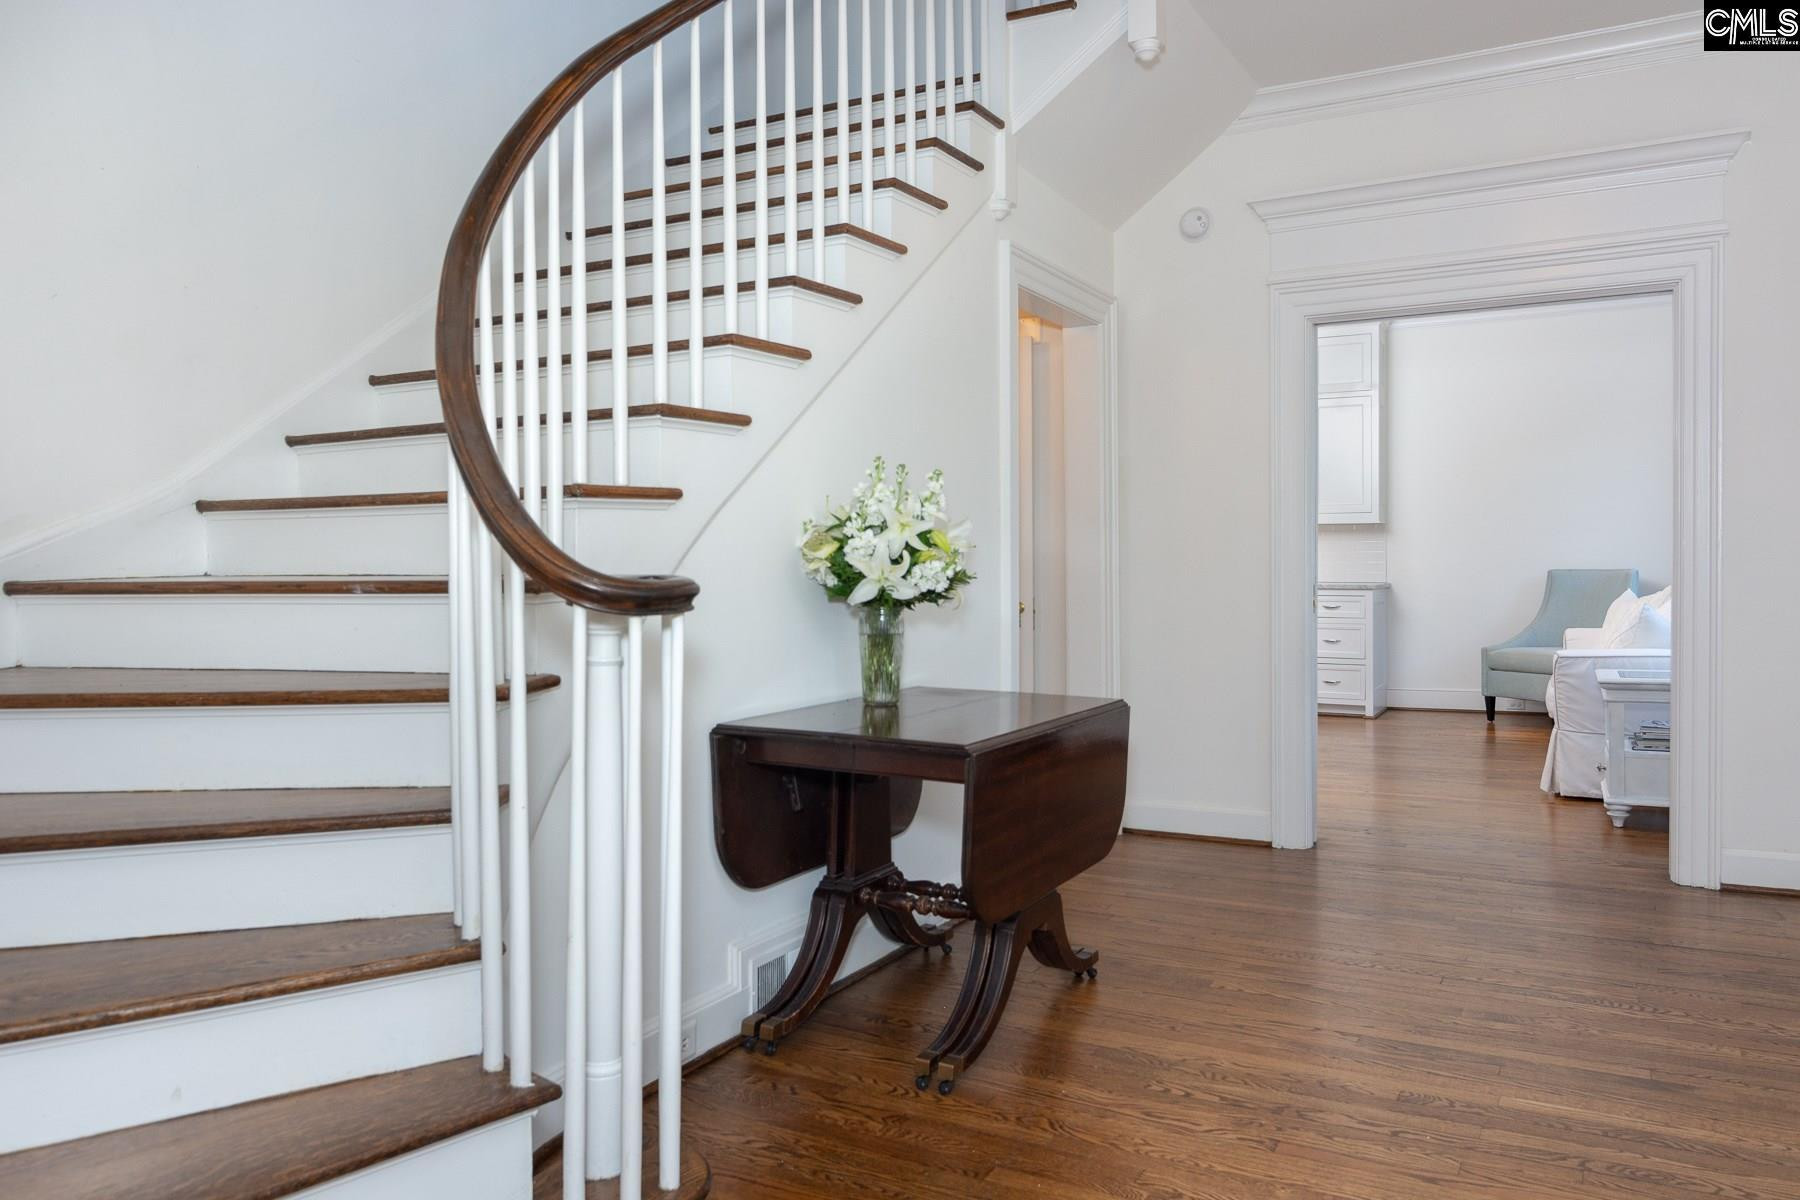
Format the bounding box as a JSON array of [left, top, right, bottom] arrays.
[[1317, 581, 1392, 591]]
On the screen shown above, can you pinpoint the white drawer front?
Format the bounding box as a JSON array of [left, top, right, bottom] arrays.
[[1315, 594, 1366, 620], [1316, 624, 1367, 660], [1317, 665, 1366, 703]]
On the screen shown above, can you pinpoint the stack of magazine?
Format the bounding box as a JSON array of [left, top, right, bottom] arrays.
[[1628, 718, 1670, 753]]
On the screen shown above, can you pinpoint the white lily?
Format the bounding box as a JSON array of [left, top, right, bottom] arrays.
[[846, 550, 919, 605]]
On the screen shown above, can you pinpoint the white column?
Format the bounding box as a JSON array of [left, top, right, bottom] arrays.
[[620, 617, 647, 1197], [584, 619, 625, 1182], [657, 615, 686, 1190], [562, 604, 590, 1200]]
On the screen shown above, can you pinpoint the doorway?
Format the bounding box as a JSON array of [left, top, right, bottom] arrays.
[[998, 244, 1119, 698]]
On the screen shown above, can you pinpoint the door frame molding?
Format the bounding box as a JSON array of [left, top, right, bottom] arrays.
[[1252, 130, 1746, 888], [997, 241, 1121, 698]]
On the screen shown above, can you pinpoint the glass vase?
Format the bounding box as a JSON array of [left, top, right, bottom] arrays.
[[857, 604, 904, 706]]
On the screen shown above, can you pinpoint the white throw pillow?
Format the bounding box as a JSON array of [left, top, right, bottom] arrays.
[[1599, 589, 1642, 642], [1605, 601, 1672, 649], [1643, 585, 1672, 615]]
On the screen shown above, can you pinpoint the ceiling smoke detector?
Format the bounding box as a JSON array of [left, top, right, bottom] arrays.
[[1179, 207, 1211, 241]]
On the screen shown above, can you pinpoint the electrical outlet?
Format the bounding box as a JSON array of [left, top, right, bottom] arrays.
[[680, 1019, 698, 1061]]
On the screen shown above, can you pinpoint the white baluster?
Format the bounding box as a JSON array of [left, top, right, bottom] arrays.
[[884, 0, 896, 182], [943, 0, 956, 149], [904, 0, 917, 183], [546, 129, 565, 543], [984, 0, 1012, 216], [621, 616, 647, 1198], [447, 460, 464, 931], [961, 0, 973, 115], [523, 163, 541, 526], [586, 621, 625, 1182], [484, 220, 512, 1074], [859, 0, 872, 224], [657, 614, 686, 1191], [652, 41, 669, 409], [612, 72, 630, 485], [810, 0, 824, 281], [455, 467, 480, 937], [563, 605, 589, 1200], [572, 101, 589, 487], [755, 0, 771, 334], [689, 19, 705, 409], [723, 0, 739, 336], [784, 0, 798, 277], [924, 0, 936, 150], [505, 180, 534, 1091], [836, 0, 849, 228]]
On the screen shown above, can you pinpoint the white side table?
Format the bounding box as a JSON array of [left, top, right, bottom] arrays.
[[1596, 668, 1671, 829]]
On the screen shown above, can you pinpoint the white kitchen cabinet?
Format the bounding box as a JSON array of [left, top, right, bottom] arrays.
[[1317, 322, 1384, 525], [1316, 586, 1389, 717]]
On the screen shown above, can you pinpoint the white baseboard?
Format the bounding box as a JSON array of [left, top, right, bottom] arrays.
[[1388, 687, 1545, 714], [1121, 802, 1271, 844], [1721, 849, 1800, 892], [531, 910, 918, 1145]]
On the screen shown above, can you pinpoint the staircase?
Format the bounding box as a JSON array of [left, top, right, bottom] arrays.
[[0, 0, 1081, 1195]]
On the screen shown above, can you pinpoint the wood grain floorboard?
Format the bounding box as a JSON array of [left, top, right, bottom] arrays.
[[669, 711, 1800, 1198]]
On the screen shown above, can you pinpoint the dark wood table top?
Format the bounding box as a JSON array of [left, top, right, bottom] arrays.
[[714, 687, 1123, 756]]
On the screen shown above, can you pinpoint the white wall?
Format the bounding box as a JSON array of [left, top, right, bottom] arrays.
[[0, 0, 668, 559], [1317, 297, 1674, 712], [1113, 41, 1800, 880]]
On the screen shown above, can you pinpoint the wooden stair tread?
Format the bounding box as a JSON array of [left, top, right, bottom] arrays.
[[288, 404, 751, 450], [575, 188, 942, 240], [524, 224, 904, 281], [710, 73, 982, 132], [197, 487, 680, 514], [1007, 0, 1077, 19], [0, 914, 476, 1045], [0, 667, 558, 709], [1, 575, 517, 597], [0, 785, 514, 854], [0, 1055, 558, 1200], [370, 333, 809, 389], [485, 274, 863, 316]]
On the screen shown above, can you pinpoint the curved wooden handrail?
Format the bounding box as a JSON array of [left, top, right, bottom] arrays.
[[435, 0, 726, 616]]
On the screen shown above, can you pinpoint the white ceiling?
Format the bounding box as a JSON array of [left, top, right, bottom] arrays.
[[1186, 0, 1698, 86]]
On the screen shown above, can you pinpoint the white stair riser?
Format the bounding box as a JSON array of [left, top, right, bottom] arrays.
[[577, 190, 897, 260], [669, 119, 979, 189], [613, 150, 961, 228], [514, 230, 893, 309], [465, 291, 813, 362], [295, 1113, 537, 1200], [297, 417, 722, 495], [14, 594, 449, 671], [0, 698, 544, 792], [701, 85, 980, 151], [369, 344, 806, 427], [0, 963, 480, 1154], [0, 825, 453, 948]]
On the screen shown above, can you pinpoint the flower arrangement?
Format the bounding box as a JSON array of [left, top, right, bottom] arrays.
[[798, 456, 974, 609], [798, 456, 974, 704]]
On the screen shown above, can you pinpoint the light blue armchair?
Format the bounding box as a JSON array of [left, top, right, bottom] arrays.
[[1482, 569, 1639, 721]]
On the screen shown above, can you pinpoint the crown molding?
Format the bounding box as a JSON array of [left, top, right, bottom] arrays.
[[1248, 130, 1750, 235], [1230, 14, 1700, 132]]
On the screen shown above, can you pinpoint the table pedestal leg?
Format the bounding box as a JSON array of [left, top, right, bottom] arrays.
[[914, 890, 1096, 1093]]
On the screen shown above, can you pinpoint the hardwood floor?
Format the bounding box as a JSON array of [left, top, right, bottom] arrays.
[[673, 710, 1800, 1198]]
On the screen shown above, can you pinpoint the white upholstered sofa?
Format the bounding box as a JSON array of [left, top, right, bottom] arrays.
[[1539, 589, 1672, 800]]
